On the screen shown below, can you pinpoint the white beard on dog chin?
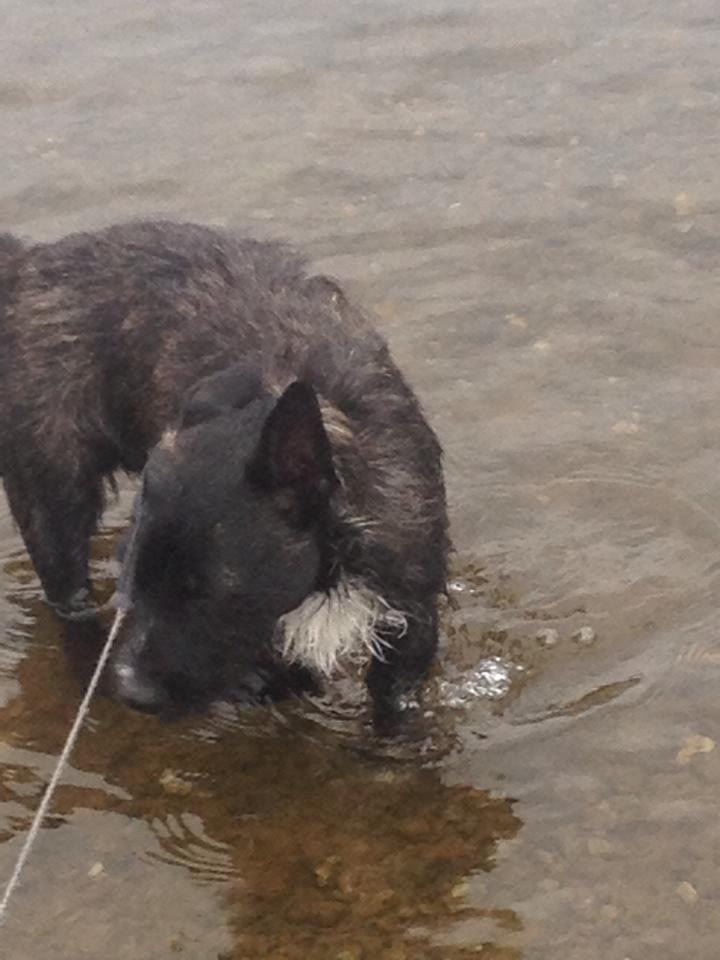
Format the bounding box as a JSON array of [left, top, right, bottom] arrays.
[[277, 576, 407, 676]]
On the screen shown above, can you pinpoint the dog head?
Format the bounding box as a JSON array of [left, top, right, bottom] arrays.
[[112, 364, 339, 714]]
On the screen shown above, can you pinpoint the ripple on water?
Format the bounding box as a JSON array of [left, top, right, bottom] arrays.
[[147, 812, 238, 886], [445, 472, 720, 743]]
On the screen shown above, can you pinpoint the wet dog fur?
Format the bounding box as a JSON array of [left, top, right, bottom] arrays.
[[0, 221, 449, 732]]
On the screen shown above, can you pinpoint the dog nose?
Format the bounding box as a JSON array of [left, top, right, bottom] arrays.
[[114, 660, 168, 713]]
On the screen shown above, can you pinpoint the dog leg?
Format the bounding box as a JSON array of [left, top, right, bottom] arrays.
[[3, 465, 103, 619], [366, 599, 439, 735]]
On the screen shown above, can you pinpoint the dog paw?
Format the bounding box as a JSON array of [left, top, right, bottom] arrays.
[[50, 588, 101, 622]]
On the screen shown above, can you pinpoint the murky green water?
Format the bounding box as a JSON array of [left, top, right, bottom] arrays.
[[3, 1, 720, 957]]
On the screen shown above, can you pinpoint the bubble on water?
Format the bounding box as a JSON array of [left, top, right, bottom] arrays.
[[447, 578, 466, 594], [438, 656, 516, 707], [535, 627, 560, 648], [572, 626, 597, 646], [396, 692, 420, 712]]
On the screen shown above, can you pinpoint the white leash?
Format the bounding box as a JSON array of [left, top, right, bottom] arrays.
[[0, 608, 126, 924]]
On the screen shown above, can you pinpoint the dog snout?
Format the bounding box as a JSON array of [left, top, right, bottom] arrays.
[[113, 657, 169, 713], [113, 625, 169, 713]]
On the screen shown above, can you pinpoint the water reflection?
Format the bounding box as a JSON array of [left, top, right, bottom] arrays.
[[3, 0, 720, 954], [0, 624, 522, 959]]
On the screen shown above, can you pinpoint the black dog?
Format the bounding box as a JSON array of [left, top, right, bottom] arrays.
[[0, 221, 448, 732]]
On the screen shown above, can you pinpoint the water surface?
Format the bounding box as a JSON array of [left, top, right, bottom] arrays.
[[2, 1, 720, 957]]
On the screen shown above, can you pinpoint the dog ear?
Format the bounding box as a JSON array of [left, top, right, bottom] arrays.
[[246, 381, 337, 506], [181, 364, 263, 428]]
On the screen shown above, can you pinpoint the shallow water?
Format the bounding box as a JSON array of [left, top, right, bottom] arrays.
[[3, 1, 720, 957]]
